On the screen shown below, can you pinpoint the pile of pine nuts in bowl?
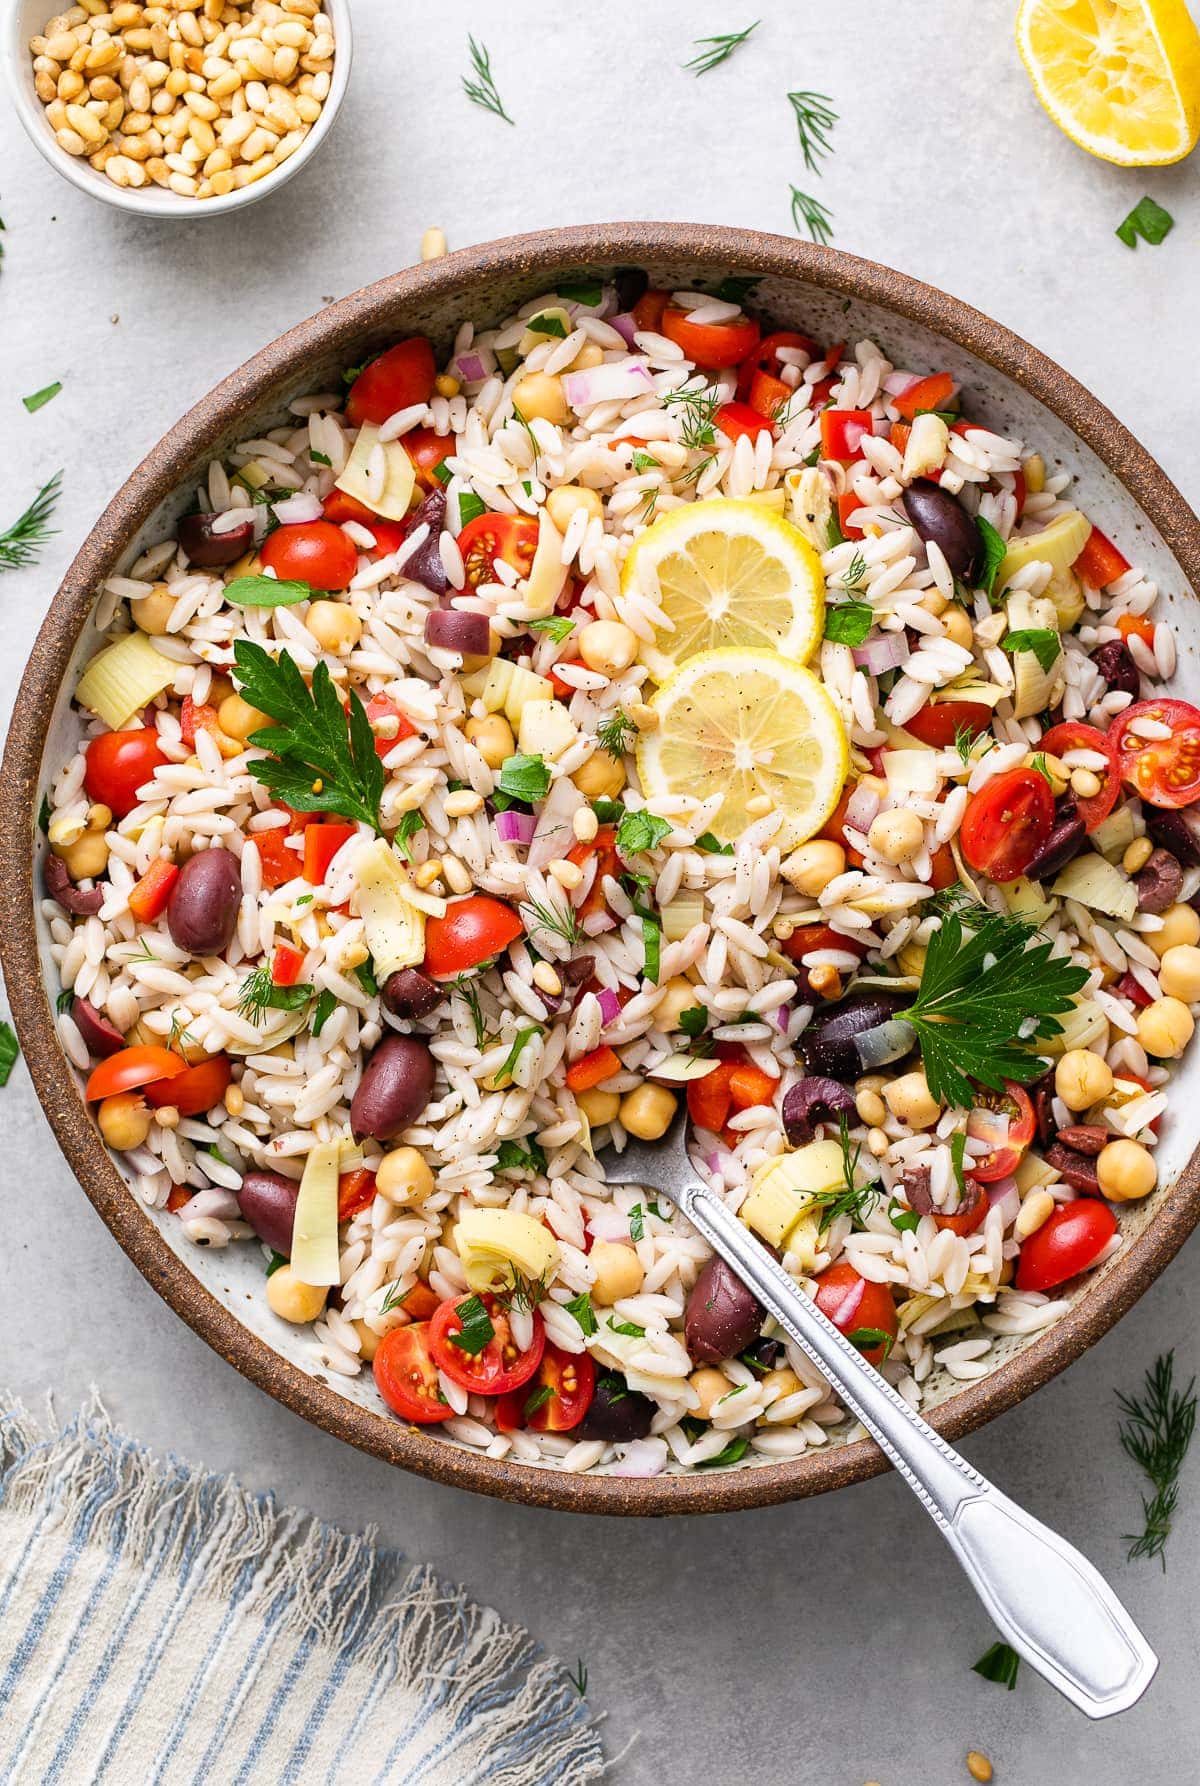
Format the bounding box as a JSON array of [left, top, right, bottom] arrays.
[[10, 0, 350, 215]]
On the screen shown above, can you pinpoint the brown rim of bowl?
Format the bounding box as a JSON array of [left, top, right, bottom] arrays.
[[4, 223, 1200, 1516]]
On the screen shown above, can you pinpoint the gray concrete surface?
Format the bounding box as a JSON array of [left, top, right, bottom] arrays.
[[3, 3, 1200, 1780]]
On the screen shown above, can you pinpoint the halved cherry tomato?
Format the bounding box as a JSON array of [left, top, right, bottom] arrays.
[[966, 1082, 1035, 1183], [145, 1054, 231, 1116], [303, 822, 356, 884], [567, 823, 619, 922], [363, 692, 417, 759], [362, 519, 409, 560], [457, 512, 539, 589], [892, 371, 956, 422], [1073, 524, 1130, 590], [397, 1282, 441, 1322], [818, 785, 866, 868], [820, 408, 874, 463], [322, 487, 379, 524], [272, 941, 306, 987], [337, 1167, 377, 1222], [960, 768, 1054, 882], [252, 825, 302, 889], [180, 695, 220, 749], [728, 1063, 780, 1112], [812, 1262, 899, 1365], [889, 420, 912, 458], [1110, 699, 1200, 809], [345, 337, 436, 429], [715, 401, 776, 445], [933, 1178, 988, 1237], [429, 1294, 545, 1396], [781, 923, 869, 971], [565, 1045, 621, 1094], [745, 368, 791, 421], [904, 701, 991, 749], [1115, 970, 1154, 1010], [687, 1059, 737, 1133], [660, 305, 759, 371], [1116, 612, 1156, 649], [404, 425, 453, 492], [373, 1322, 452, 1422], [261, 520, 357, 592], [86, 1045, 186, 1102], [1040, 722, 1120, 831], [84, 729, 167, 819], [1016, 1199, 1117, 1293], [127, 859, 179, 922], [423, 894, 523, 977], [495, 1343, 595, 1432], [631, 289, 669, 333]]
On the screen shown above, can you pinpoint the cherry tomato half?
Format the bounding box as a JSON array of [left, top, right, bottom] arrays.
[[145, 1054, 231, 1117], [660, 305, 760, 371], [373, 1322, 452, 1422], [495, 1343, 595, 1432], [1110, 699, 1200, 810], [337, 1168, 377, 1222], [322, 488, 379, 525], [423, 894, 523, 977], [1040, 721, 1121, 831], [363, 692, 416, 759], [404, 425, 453, 492], [818, 785, 866, 868], [959, 767, 1054, 883], [84, 729, 167, 819], [457, 512, 539, 589], [812, 1262, 899, 1365], [85, 1044, 186, 1102], [1016, 1199, 1117, 1293], [904, 701, 992, 750], [345, 337, 436, 429], [429, 1294, 545, 1396], [966, 1082, 1035, 1183], [261, 520, 358, 592]]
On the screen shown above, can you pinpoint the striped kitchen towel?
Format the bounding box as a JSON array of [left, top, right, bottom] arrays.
[[0, 1397, 604, 1785]]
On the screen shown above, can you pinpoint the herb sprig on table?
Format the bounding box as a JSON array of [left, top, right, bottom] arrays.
[[683, 21, 759, 75], [462, 36, 513, 124], [1117, 1351, 1197, 1567], [0, 471, 61, 572], [790, 186, 834, 247], [232, 640, 383, 831]]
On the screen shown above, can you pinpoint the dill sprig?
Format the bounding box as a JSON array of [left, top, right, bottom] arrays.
[[494, 1267, 551, 1314], [596, 708, 637, 759], [683, 20, 759, 74], [567, 1658, 588, 1697], [521, 896, 582, 949], [841, 549, 868, 595], [236, 964, 314, 1025], [1117, 1351, 1197, 1568], [462, 36, 513, 124], [0, 470, 62, 573], [510, 400, 541, 477], [807, 1113, 881, 1233], [790, 187, 834, 247], [452, 973, 487, 1049], [787, 89, 838, 173], [662, 383, 721, 450]]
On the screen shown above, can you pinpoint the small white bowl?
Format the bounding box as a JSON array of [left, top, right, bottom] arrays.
[[4, 0, 351, 218]]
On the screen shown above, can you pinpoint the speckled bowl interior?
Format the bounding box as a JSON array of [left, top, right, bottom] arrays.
[[4, 224, 1200, 1515]]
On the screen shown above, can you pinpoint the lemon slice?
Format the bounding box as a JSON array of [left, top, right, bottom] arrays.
[[1016, 0, 1200, 165], [622, 498, 825, 683], [637, 648, 848, 849]]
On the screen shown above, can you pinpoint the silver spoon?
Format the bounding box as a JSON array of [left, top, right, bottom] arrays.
[[594, 1108, 1157, 1719]]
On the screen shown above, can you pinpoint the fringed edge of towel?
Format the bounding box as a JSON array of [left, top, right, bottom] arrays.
[[0, 1393, 606, 1785]]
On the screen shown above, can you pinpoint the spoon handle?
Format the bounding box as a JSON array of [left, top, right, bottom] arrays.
[[675, 1175, 1157, 1719]]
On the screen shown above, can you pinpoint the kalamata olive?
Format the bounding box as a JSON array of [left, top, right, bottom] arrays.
[[1044, 1140, 1101, 1195], [901, 480, 980, 580], [684, 1255, 764, 1365], [402, 490, 448, 595], [1023, 797, 1086, 881], [167, 848, 242, 955], [782, 1075, 856, 1144], [1090, 638, 1140, 699], [575, 1372, 655, 1442], [351, 1034, 436, 1141], [1136, 847, 1183, 913], [614, 267, 649, 312], [1029, 1072, 1057, 1150], [381, 968, 444, 1019], [800, 992, 911, 1083], [177, 511, 255, 568], [1056, 1124, 1108, 1156], [741, 1335, 782, 1373], [71, 996, 124, 1058], [236, 1170, 300, 1256], [561, 954, 597, 986], [44, 851, 104, 915], [902, 1165, 935, 1215], [1145, 806, 1200, 869], [424, 607, 492, 655]]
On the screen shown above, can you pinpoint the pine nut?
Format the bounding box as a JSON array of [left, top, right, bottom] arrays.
[[1016, 1189, 1054, 1238], [55, 125, 88, 154], [421, 226, 447, 261], [444, 789, 484, 819], [966, 1754, 993, 1784]]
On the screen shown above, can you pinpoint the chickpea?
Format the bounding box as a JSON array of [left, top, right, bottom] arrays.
[[217, 691, 272, 741], [307, 601, 362, 654], [129, 582, 175, 635], [568, 341, 605, 372], [940, 608, 973, 650], [1136, 996, 1194, 1059], [619, 1083, 677, 1140], [883, 1070, 941, 1129], [465, 711, 516, 769], [1097, 1138, 1157, 1203], [266, 1264, 328, 1324], [352, 1318, 381, 1362], [782, 839, 845, 897], [1159, 943, 1200, 1002], [1055, 1047, 1114, 1112], [688, 1366, 732, 1420], [573, 750, 626, 801], [510, 371, 570, 426], [576, 1086, 621, 1126], [375, 1145, 434, 1204], [761, 1366, 804, 1407], [578, 619, 638, 677], [590, 1240, 645, 1306], [97, 1091, 151, 1150], [1148, 902, 1200, 957], [867, 808, 925, 865], [546, 483, 603, 533], [655, 977, 701, 1033], [56, 827, 110, 881]]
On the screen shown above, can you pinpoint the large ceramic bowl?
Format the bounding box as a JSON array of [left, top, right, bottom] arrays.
[[4, 225, 1200, 1515]]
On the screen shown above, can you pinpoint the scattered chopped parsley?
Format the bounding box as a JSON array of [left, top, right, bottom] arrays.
[[678, 1005, 708, 1041], [972, 1640, 1021, 1691], [524, 1383, 555, 1417], [824, 600, 874, 647], [265, 1251, 288, 1278], [1028, 752, 1053, 787], [528, 311, 567, 338], [237, 965, 314, 1026], [22, 381, 62, 414], [394, 810, 426, 861], [695, 1434, 751, 1469], [1003, 628, 1061, 674], [628, 1203, 645, 1242], [976, 515, 1008, 600], [0, 1021, 19, 1088], [592, 798, 625, 824], [1116, 196, 1174, 250], [497, 752, 551, 804], [694, 831, 734, 855], [847, 1326, 894, 1358], [225, 574, 311, 609], [447, 1294, 495, 1355], [889, 1200, 920, 1234], [55, 989, 74, 1015], [311, 988, 338, 1036], [631, 449, 661, 473], [309, 448, 332, 467], [556, 279, 604, 308], [607, 1315, 646, 1338], [496, 1136, 548, 1175], [354, 958, 379, 998], [528, 615, 575, 643], [457, 491, 486, 525], [615, 808, 671, 857], [38, 794, 52, 835], [564, 1292, 598, 1336], [495, 1024, 542, 1084]]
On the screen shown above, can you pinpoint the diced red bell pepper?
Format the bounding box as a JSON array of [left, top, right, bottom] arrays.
[[166, 1184, 192, 1213], [687, 1060, 737, 1132], [323, 488, 379, 525], [565, 1045, 621, 1094], [303, 822, 357, 885], [727, 1063, 780, 1112], [364, 520, 409, 560], [1116, 612, 1156, 649], [1074, 525, 1131, 589], [892, 372, 956, 421], [820, 408, 874, 463], [746, 368, 792, 420], [1115, 970, 1154, 1010], [364, 692, 416, 759], [929, 844, 957, 891], [180, 696, 221, 749], [253, 825, 301, 889], [715, 401, 777, 445], [272, 941, 307, 987], [337, 1168, 377, 1222], [548, 658, 587, 701], [128, 859, 179, 922], [837, 489, 866, 541], [566, 824, 619, 922]]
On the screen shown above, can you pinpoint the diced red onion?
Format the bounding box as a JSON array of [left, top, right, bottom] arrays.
[[452, 352, 488, 383], [776, 1004, 790, 1032], [840, 418, 871, 457], [272, 492, 324, 526], [854, 1018, 917, 1071], [494, 809, 537, 846], [608, 312, 638, 347], [706, 1151, 722, 1173], [581, 911, 617, 936], [588, 1206, 633, 1242], [883, 371, 921, 397], [424, 608, 492, 655], [561, 362, 653, 408], [596, 988, 622, 1027], [529, 777, 585, 868], [986, 1176, 1021, 1226], [844, 782, 881, 833], [610, 1438, 668, 1478], [852, 633, 907, 676]]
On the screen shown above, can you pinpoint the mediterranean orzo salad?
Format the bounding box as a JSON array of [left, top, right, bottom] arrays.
[[43, 274, 1200, 1477]]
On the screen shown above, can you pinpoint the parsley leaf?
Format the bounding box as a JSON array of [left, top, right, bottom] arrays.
[[694, 831, 734, 855], [976, 515, 1008, 600], [695, 1434, 751, 1469], [457, 490, 486, 525], [528, 311, 567, 338], [524, 1383, 555, 1417], [394, 811, 425, 862], [225, 574, 312, 609], [847, 1326, 894, 1358], [564, 1292, 598, 1336], [231, 641, 384, 831], [556, 279, 604, 308], [237, 965, 315, 1026], [528, 615, 575, 643], [678, 1005, 708, 1040], [496, 1136, 548, 1175], [495, 1024, 542, 1084], [0, 1021, 20, 1088], [1116, 196, 1174, 250], [607, 1315, 646, 1338], [22, 381, 62, 414], [447, 1294, 495, 1355], [311, 988, 338, 1036], [889, 1200, 920, 1234], [824, 601, 874, 647], [616, 809, 671, 857], [1003, 628, 1061, 674], [628, 1204, 645, 1242], [497, 752, 551, 804], [973, 1640, 1021, 1691]]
